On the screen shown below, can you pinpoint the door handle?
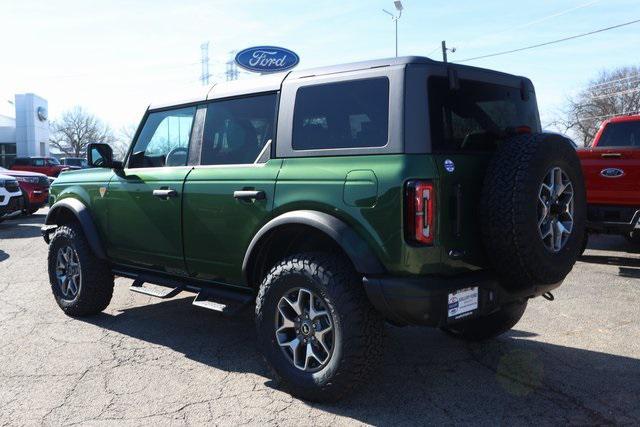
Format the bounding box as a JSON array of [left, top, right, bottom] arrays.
[[152, 188, 178, 199], [601, 153, 622, 158], [233, 190, 266, 201]]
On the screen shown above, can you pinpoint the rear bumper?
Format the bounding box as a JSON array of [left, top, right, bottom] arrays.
[[586, 204, 640, 233], [364, 271, 561, 327]]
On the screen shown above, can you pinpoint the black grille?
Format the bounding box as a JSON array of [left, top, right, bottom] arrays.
[[5, 181, 19, 193]]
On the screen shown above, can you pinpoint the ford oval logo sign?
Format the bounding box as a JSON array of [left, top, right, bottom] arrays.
[[600, 168, 625, 178], [235, 46, 299, 73]]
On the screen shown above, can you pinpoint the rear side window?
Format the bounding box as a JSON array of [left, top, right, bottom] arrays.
[[33, 158, 45, 166], [201, 93, 277, 165], [292, 78, 389, 150], [597, 121, 640, 147], [428, 77, 540, 151]]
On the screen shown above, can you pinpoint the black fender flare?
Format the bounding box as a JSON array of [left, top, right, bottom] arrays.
[[44, 198, 107, 260], [242, 210, 385, 284]]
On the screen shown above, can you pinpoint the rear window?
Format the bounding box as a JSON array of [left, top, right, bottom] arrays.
[[292, 78, 389, 150], [597, 121, 640, 148], [428, 77, 540, 151]]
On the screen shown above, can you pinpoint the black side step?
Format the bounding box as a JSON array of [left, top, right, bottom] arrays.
[[192, 288, 253, 315], [129, 279, 183, 299]]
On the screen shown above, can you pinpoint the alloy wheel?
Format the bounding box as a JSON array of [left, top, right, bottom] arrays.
[[275, 288, 334, 372], [537, 167, 574, 253], [55, 245, 81, 299]]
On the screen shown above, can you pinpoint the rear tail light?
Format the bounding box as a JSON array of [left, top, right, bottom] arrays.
[[405, 180, 435, 245]]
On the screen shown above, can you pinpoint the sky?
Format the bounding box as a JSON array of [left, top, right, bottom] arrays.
[[1, 0, 639, 135]]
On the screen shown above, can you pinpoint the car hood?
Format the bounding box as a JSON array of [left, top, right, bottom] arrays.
[[0, 169, 48, 178]]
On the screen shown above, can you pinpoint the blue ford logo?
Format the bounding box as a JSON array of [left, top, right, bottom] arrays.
[[235, 46, 299, 73], [600, 168, 625, 178]]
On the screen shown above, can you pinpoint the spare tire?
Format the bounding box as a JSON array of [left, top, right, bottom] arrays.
[[480, 133, 586, 290]]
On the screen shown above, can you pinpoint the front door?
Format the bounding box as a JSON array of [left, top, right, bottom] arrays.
[[183, 93, 281, 285], [582, 120, 640, 206], [106, 106, 198, 274]]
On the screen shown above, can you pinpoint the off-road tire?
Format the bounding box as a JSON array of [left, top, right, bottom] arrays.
[[47, 223, 114, 316], [255, 252, 384, 402], [443, 300, 528, 341], [481, 133, 586, 290]]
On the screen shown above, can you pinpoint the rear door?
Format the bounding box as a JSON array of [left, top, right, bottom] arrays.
[[105, 106, 198, 274], [426, 75, 541, 268], [580, 120, 640, 206], [182, 93, 281, 285]]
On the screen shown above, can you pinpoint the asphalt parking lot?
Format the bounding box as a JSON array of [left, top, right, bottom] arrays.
[[1, 210, 639, 426]]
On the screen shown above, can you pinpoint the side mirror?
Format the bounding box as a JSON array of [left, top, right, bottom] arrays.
[[87, 143, 123, 169]]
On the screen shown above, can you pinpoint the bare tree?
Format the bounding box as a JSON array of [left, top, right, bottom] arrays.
[[113, 123, 138, 160], [49, 106, 116, 157], [557, 66, 640, 147]]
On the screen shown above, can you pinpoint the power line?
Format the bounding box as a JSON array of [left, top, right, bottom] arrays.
[[581, 87, 640, 101], [457, 18, 640, 63], [576, 110, 640, 122], [454, 0, 601, 50], [585, 75, 640, 90]]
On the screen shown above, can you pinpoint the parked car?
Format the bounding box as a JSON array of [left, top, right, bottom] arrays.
[[41, 56, 586, 401], [0, 167, 50, 215], [60, 157, 88, 169], [577, 114, 640, 246], [11, 157, 78, 177], [0, 173, 24, 222]]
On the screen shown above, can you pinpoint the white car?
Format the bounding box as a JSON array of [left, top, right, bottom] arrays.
[[0, 173, 24, 222]]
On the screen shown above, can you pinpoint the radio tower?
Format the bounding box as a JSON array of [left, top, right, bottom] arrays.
[[200, 42, 210, 86], [225, 50, 239, 81]]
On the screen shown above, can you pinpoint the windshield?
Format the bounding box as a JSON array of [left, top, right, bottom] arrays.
[[597, 121, 640, 148], [428, 77, 540, 151]]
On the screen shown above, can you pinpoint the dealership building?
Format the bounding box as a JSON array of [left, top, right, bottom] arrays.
[[0, 93, 50, 168]]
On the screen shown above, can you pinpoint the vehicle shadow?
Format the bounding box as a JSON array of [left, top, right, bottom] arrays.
[[0, 249, 8, 262], [0, 213, 46, 239], [82, 296, 640, 424]]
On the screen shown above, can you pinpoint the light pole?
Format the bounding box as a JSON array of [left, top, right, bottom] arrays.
[[382, 1, 403, 58]]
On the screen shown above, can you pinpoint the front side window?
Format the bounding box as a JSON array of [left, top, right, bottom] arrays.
[[129, 106, 196, 168], [428, 77, 540, 151], [46, 158, 60, 166], [201, 93, 277, 165], [292, 78, 389, 150], [597, 121, 640, 148]]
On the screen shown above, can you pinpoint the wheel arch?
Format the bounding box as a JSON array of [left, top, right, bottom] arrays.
[[242, 210, 385, 287], [45, 198, 107, 260]]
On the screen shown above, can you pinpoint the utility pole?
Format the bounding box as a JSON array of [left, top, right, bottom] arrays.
[[200, 41, 210, 86], [225, 50, 239, 81], [382, 1, 403, 58], [441, 40, 456, 63]]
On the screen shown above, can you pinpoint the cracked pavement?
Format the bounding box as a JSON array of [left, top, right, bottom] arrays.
[[1, 210, 639, 425]]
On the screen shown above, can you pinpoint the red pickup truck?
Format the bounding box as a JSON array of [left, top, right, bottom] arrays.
[[577, 115, 640, 245]]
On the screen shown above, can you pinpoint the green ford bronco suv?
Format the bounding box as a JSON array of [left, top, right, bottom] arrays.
[[42, 56, 585, 401]]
